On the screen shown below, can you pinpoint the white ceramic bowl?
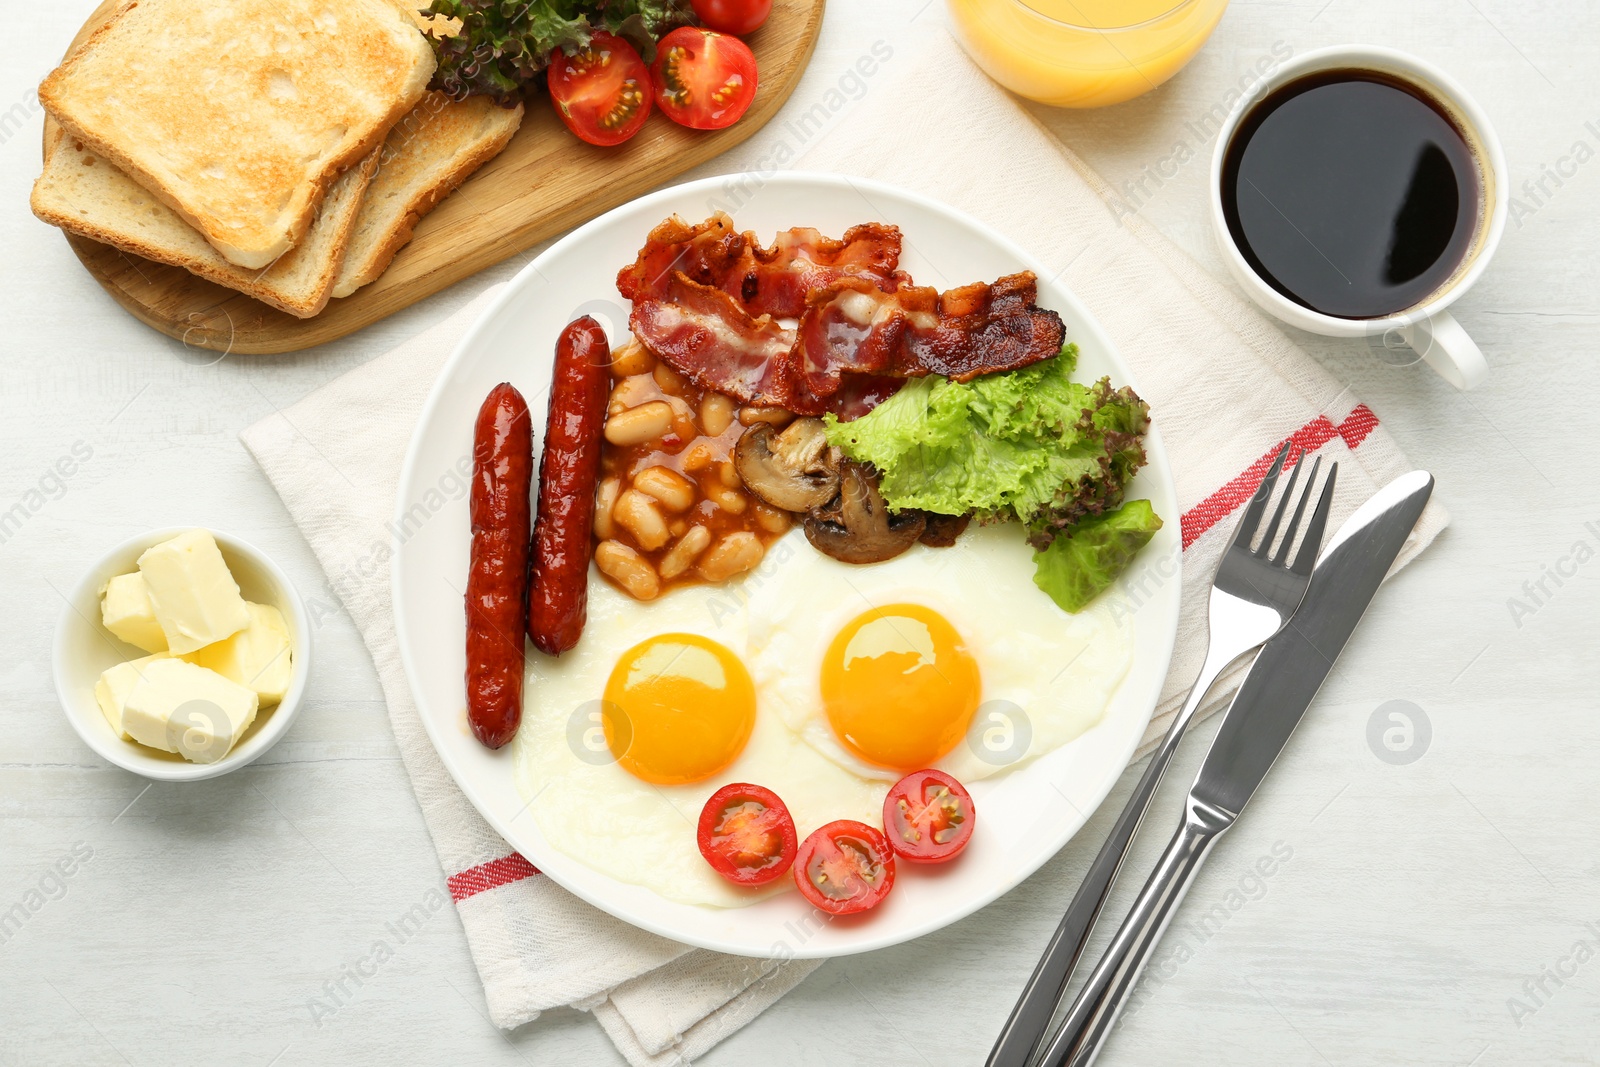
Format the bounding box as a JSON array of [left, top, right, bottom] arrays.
[[52, 528, 312, 781]]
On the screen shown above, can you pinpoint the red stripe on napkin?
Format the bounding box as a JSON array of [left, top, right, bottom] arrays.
[[449, 853, 540, 902], [1336, 404, 1378, 449], [1178, 405, 1377, 550]]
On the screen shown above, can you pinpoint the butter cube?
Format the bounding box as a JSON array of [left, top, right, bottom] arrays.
[[99, 572, 169, 653], [183, 602, 293, 706], [122, 658, 259, 764], [93, 653, 171, 740], [137, 530, 251, 655]]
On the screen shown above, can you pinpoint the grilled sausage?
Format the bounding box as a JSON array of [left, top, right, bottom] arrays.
[[466, 383, 533, 749], [528, 316, 611, 655]]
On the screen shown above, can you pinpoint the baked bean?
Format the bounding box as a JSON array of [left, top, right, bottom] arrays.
[[753, 501, 791, 534], [681, 441, 716, 472], [614, 489, 670, 550], [700, 394, 735, 436], [593, 476, 621, 540], [635, 466, 696, 512], [704, 479, 747, 515], [595, 343, 791, 599], [738, 406, 793, 428], [654, 362, 687, 395], [659, 526, 712, 579], [595, 540, 660, 600], [604, 401, 674, 446], [608, 375, 655, 414], [610, 343, 655, 377], [697, 532, 764, 582]]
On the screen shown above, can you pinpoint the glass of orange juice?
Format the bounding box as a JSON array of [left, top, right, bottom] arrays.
[[948, 0, 1231, 108]]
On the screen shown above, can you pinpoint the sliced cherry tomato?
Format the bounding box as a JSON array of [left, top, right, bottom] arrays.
[[697, 784, 797, 886], [794, 820, 895, 915], [548, 31, 652, 147], [691, 0, 772, 36], [650, 27, 759, 131], [883, 769, 976, 863]]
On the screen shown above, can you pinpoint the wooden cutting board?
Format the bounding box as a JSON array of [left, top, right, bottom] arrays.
[[43, 0, 826, 355]]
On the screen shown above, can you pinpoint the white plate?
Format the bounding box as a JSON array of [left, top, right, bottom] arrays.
[[393, 173, 1181, 958]]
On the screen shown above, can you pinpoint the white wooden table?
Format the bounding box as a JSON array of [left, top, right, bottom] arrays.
[[5, 2, 1596, 1064]]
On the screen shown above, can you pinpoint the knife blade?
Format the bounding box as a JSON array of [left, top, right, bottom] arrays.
[[1192, 468, 1434, 819], [1037, 469, 1435, 1067]]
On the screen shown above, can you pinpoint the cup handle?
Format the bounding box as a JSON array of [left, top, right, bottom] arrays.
[[1402, 310, 1488, 389]]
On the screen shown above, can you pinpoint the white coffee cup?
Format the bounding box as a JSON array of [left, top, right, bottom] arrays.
[[1208, 45, 1507, 389]]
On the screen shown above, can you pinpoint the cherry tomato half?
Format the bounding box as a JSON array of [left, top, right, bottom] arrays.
[[697, 784, 797, 886], [794, 820, 895, 915], [883, 769, 976, 863], [692, 0, 772, 36], [548, 31, 652, 147], [650, 27, 759, 131]]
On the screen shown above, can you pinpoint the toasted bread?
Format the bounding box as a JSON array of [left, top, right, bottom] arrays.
[[333, 93, 523, 299], [34, 130, 379, 319], [39, 0, 435, 270]]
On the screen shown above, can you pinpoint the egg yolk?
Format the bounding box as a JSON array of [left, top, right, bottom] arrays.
[[820, 604, 981, 773], [602, 633, 756, 785]]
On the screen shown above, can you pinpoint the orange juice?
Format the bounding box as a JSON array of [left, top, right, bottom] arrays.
[[948, 0, 1231, 108]]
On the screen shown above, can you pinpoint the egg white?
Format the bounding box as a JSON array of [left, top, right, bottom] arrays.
[[512, 522, 1133, 909], [746, 523, 1134, 784], [512, 559, 885, 909]]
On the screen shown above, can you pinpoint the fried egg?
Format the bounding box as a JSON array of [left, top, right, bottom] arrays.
[[512, 564, 884, 909], [746, 523, 1132, 784], [512, 523, 1133, 909]]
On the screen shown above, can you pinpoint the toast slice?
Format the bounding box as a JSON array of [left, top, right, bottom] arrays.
[[34, 131, 380, 318], [333, 93, 524, 299], [39, 0, 435, 270]]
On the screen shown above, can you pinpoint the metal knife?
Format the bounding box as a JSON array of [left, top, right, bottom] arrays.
[[1036, 469, 1435, 1067]]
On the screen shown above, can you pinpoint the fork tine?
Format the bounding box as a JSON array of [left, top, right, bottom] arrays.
[[1289, 461, 1339, 574], [1269, 456, 1320, 566], [1233, 442, 1292, 549], [1255, 447, 1303, 558]]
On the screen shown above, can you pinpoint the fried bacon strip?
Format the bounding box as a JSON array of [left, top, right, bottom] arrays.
[[794, 274, 1064, 401], [629, 269, 1065, 417], [616, 213, 905, 318], [628, 273, 796, 402]]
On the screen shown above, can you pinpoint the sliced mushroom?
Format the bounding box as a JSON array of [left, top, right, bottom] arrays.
[[804, 460, 926, 565], [918, 512, 971, 548], [733, 418, 840, 513]]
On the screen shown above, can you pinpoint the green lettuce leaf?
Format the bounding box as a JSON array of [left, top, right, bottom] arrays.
[[1031, 500, 1163, 613], [823, 345, 1159, 611], [823, 345, 1152, 540]]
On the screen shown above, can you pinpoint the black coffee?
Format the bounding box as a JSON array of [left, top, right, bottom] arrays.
[[1221, 70, 1480, 320]]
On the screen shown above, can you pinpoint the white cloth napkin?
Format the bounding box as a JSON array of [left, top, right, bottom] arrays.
[[241, 30, 1447, 1066]]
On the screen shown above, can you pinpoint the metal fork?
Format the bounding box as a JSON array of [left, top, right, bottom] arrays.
[[986, 443, 1338, 1067]]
